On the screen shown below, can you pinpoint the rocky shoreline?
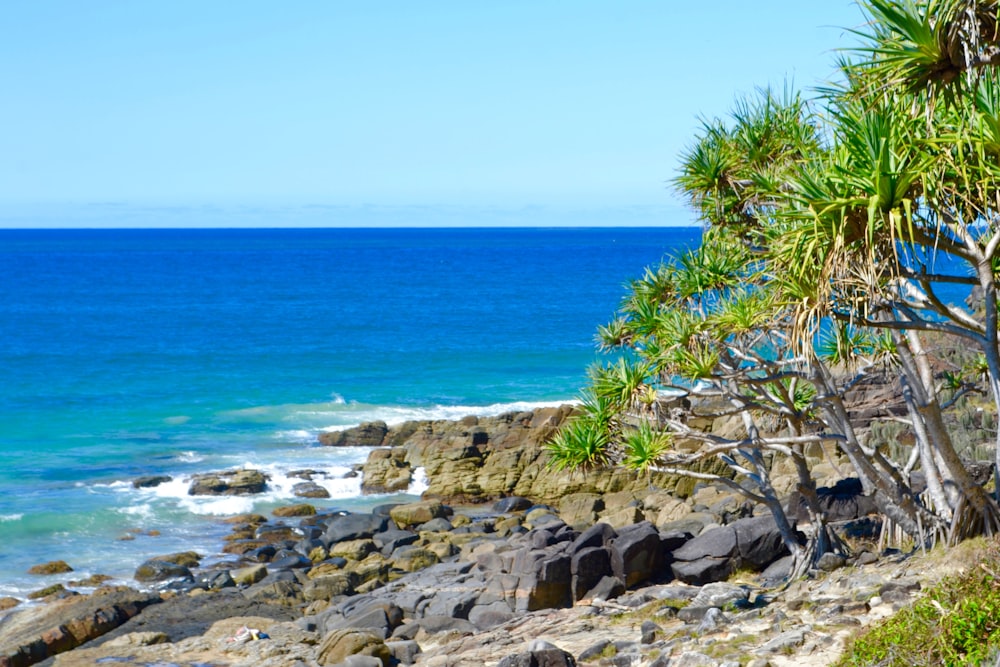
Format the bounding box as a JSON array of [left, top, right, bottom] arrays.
[[0, 406, 967, 666]]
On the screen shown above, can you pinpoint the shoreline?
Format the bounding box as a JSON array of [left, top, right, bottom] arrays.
[[0, 404, 956, 667]]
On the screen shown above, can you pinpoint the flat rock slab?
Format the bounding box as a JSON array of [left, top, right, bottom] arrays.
[[91, 589, 299, 645], [0, 587, 161, 667]]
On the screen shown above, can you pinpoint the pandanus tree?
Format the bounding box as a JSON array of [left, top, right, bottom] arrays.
[[551, 1, 1000, 584], [775, 0, 1000, 540], [548, 230, 850, 578]]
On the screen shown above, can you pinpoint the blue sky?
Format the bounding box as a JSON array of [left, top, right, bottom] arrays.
[[0, 2, 866, 227]]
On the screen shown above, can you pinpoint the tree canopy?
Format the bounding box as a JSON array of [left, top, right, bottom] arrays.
[[548, 0, 1000, 577]]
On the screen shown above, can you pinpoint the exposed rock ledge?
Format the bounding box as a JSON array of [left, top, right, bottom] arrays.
[[322, 406, 744, 506]]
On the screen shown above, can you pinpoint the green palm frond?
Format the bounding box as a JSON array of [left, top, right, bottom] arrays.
[[546, 414, 612, 471], [623, 421, 672, 474], [590, 357, 652, 410]]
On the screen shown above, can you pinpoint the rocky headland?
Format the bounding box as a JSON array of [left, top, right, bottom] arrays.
[[0, 405, 981, 666]]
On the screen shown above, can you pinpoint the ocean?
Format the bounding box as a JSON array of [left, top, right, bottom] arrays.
[[0, 226, 701, 599]]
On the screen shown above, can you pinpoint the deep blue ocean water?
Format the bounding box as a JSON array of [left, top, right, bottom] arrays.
[[0, 226, 701, 598]]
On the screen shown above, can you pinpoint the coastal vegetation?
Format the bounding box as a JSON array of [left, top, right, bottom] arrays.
[[549, 0, 1000, 584]]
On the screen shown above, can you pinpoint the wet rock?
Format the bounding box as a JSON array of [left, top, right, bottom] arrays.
[[27, 560, 73, 575], [134, 560, 194, 584], [319, 420, 389, 447], [132, 475, 173, 489], [187, 468, 268, 495], [274, 502, 318, 518], [293, 481, 331, 498]]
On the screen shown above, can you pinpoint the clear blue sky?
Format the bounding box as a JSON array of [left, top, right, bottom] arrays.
[[0, 1, 866, 227]]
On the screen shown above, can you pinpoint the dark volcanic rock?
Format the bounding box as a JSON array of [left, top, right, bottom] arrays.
[[132, 475, 173, 489], [324, 513, 390, 545], [610, 521, 665, 588]]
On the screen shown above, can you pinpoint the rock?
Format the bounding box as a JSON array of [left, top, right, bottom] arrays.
[[392, 547, 440, 573], [27, 560, 73, 575], [151, 550, 201, 567], [330, 538, 378, 561], [571, 546, 612, 601], [320, 421, 389, 447], [610, 521, 665, 588], [273, 502, 318, 517], [325, 513, 390, 545], [319, 421, 389, 447], [304, 573, 357, 602], [498, 646, 578, 667], [494, 496, 534, 513], [386, 639, 422, 664], [132, 475, 173, 489], [0, 587, 160, 666], [689, 582, 749, 610], [697, 606, 729, 634], [230, 563, 269, 585], [584, 575, 625, 602], [757, 628, 807, 655], [27, 583, 69, 600], [733, 515, 789, 570], [0, 597, 20, 611], [102, 631, 170, 647], [512, 547, 573, 611], [360, 448, 413, 494], [134, 560, 194, 584], [389, 500, 449, 528], [641, 619, 664, 644], [817, 552, 848, 572], [243, 580, 304, 607], [187, 468, 268, 495], [293, 481, 331, 498]]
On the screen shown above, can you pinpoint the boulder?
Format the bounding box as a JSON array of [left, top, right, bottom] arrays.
[[512, 548, 573, 612], [498, 646, 578, 667], [317, 628, 391, 666], [319, 421, 389, 447], [134, 560, 194, 584], [389, 500, 449, 528], [27, 560, 73, 575], [570, 546, 612, 602], [360, 448, 412, 494], [292, 482, 331, 498], [325, 513, 390, 545], [132, 475, 173, 489], [273, 503, 317, 517], [610, 521, 666, 588], [494, 496, 533, 513], [187, 469, 268, 495]]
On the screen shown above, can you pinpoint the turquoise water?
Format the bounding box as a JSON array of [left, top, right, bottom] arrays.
[[0, 226, 701, 598]]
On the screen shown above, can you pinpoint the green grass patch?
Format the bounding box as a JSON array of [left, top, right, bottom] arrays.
[[836, 539, 1000, 667]]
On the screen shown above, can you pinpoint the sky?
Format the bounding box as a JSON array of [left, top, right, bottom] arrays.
[[0, 1, 867, 228]]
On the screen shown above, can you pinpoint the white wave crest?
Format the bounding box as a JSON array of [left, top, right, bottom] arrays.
[[0, 513, 23, 522], [320, 399, 577, 433], [407, 467, 428, 495]]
